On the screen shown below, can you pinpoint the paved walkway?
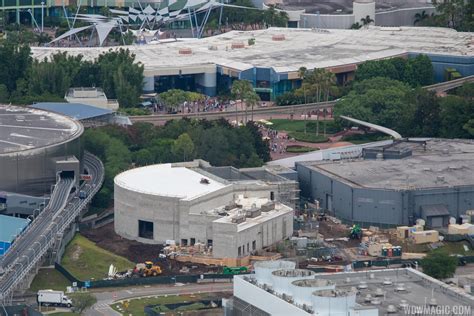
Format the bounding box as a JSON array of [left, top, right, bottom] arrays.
[[84, 282, 233, 316]]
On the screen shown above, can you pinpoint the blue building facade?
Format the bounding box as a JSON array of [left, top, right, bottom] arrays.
[[0, 214, 30, 256]]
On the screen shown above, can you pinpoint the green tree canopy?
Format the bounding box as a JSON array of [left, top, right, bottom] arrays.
[[334, 77, 411, 132], [421, 251, 457, 280], [172, 133, 195, 161]]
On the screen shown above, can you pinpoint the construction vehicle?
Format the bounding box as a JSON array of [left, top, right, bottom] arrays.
[[223, 266, 248, 275], [349, 224, 362, 240], [133, 261, 162, 277]]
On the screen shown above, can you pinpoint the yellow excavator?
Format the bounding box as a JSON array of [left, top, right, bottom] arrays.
[[133, 261, 162, 277]]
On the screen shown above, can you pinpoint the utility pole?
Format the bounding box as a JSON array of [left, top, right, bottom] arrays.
[[41, 1, 44, 33]]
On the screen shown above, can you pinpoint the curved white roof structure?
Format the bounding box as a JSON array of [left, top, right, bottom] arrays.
[[114, 163, 227, 199], [340, 115, 402, 139]]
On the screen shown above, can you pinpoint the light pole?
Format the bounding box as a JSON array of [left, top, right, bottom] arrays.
[[41, 1, 44, 33]]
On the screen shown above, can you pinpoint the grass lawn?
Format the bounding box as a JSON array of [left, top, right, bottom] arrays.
[[286, 145, 318, 153], [287, 131, 329, 143], [30, 268, 71, 292], [111, 293, 224, 316], [439, 241, 474, 256], [61, 234, 134, 281], [269, 119, 339, 134]]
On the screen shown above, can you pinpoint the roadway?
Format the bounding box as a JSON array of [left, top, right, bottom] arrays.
[[130, 75, 474, 124], [0, 152, 104, 305], [85, 282, 233, 316]]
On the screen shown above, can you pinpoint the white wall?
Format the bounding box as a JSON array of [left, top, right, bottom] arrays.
[[233, 276, 311, 316]]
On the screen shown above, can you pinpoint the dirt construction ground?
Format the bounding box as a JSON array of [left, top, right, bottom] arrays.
[[81, 223, 222, 276]]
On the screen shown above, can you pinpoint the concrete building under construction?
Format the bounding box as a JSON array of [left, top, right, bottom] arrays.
[[114, 160, 298, 259]]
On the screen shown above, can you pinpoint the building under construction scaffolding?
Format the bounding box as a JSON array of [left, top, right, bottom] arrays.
[[114, 160, 298, 259]]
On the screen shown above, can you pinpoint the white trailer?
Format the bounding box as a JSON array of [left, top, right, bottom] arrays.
[[37, 290, 73, 307]]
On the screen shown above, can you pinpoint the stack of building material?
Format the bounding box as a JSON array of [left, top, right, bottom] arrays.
[[411, 230, 439, 244], [396, 225, 423, 239], [448, 223, 474, 235]]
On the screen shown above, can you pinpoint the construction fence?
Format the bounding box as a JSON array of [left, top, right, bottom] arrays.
[[54, 263, 233, 289]]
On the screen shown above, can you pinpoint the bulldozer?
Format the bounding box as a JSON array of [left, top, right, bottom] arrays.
[[133, 261, 162, 277], [349, 224, 362, 240]]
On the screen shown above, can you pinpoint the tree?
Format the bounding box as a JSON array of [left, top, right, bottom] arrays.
[[71, 292, 97, 314], [407, 88, 441, 137], [231, 80, 260, 123], [134, 148, 154, 166], [439, 95, 474, 138], [432, 0, 472, 31], [404, 54, 434, 86], [414, 10, 429, 25], [457, 82, 474, 100], [350, 22, 362, 29], [159, 89, 188, 113], [172, 133, 195, 161], [464, 119, 474, 137], [421, 251, 457, 280], [0, 84, 9, 103], [334, 77, 412, 133], [360, 15, 374, 26], [97, 48, 144, 108]]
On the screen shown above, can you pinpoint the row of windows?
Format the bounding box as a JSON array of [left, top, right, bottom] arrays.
[[237, 240, 256, 257]]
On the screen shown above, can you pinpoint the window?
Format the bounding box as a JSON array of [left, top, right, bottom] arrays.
[[181, 239, 188, 246], [270, 191, 275, 201], [247, 243, 250, 253], [190, 238, 196, 246], [252, 240, 256, 251], [138, 220, 154, 239], [207, 239, 213, 247], [238, 246, 241, 256]]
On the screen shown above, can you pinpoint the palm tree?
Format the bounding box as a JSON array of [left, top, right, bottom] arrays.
[[298, 67, 308, 104], [360, 15, 374, 26], [231, 80, 259, 124], [414, 10, 428, 25], [350, 22, 362, 29]]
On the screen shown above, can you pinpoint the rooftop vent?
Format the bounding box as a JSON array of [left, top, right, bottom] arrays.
[[364, 294, 372, 302], [382, 278, 392, 286], [395, 283, 406, 292], [436, 176, 445, 183], [261, 202, 275, 212], [231, 42, 245, 49], [208, 45, 218, 50], [387, 305, 397, 313], [224, 202, 237, 211], [358, 281, 368, 289], [371, 298, 382, 305], [231, 214, 246, 224], [374, 288, 384, 297], [428, 298, 438, 306], [399, 300, 409, 309], [246, 207, 262, 218], [200, 178, 210, 184], [272, 34, 285, 41], [178, 47, 193, 55]]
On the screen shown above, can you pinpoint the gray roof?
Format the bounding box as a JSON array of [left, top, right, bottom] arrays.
[[0, 215, 30, 243], [31, 102, 114, 121], [31, 27, 473, 75], [421, 204, 450, 217], [302, 139, 474, 190], [0, 105, 83, 155]]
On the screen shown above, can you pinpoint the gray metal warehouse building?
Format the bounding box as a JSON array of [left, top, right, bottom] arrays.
[[296, 139, 474, 228]]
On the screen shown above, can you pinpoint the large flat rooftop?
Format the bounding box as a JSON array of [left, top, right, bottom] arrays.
[[31, 27, 473, 74], [0, 105, 82, 155], [114, 163, 228, 200], [240, 267, 473, 315], [304, 139, 474, 190]]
